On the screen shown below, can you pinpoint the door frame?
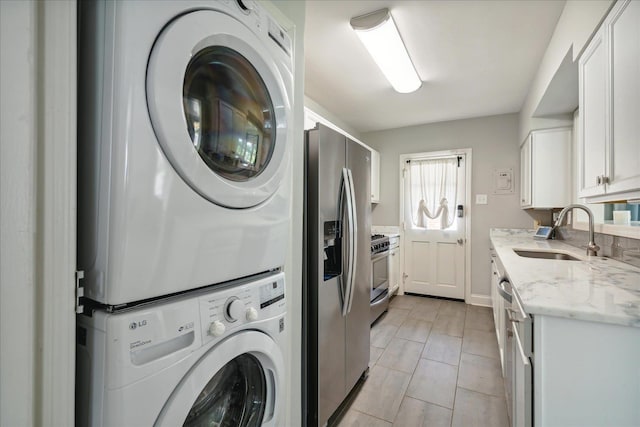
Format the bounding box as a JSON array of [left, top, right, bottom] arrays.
[[1, 1, 76, 425], [398, 148, 472, 302]]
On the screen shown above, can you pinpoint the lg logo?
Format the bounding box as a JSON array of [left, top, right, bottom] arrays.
[[129, 320, 147, 330]]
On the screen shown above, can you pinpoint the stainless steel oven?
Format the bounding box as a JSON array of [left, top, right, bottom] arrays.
[[370, 234, 389, 324]]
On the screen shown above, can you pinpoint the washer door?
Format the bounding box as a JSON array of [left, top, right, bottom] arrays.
[[147, 10, 290, 208], [156, 331, 284, 427]]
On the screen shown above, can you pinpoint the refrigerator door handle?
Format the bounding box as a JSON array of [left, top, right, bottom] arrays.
[[337, 169, 346, 314], [346, 168, 358, 314], [341, 168, 354, 317]]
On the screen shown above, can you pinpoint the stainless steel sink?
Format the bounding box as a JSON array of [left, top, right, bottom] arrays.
[[513, 249, 580, 261]]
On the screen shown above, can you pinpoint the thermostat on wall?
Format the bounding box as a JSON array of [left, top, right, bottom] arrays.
[[533, 226, 553, 239]]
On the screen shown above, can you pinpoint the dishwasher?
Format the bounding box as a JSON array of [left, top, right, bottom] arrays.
[[498, 274, 533, 427]]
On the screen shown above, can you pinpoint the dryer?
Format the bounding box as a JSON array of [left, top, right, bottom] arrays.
[[76, 272, 287, 427], [77, 0, 293, 307]]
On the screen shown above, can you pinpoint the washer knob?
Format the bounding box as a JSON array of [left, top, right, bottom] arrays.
[[226, 298, 245, 322], [208, 321, 226, 337], [246, 307, 259, 321]]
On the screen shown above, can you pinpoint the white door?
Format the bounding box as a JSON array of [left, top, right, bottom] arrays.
[[401, 152, 467, 299]]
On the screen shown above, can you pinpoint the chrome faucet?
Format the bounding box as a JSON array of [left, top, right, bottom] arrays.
[[553, 204, 600, 256]]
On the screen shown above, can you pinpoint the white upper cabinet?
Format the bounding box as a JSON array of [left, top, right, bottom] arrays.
[[578, 0, 640, 202], [608, 0, 640, 196], [578, 26, 607, 198], [370, 148, 380, 203], [520, 135, 531, 207], [521, 128, 572, 209]]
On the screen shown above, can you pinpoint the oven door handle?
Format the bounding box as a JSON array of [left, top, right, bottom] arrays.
[[497, 279, 512, 304], [511, 320, 531, 366], [345, 168, 357, 314], [371, 251, 389, 262]]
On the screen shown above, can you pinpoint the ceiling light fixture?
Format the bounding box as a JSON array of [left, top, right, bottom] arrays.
[[350, 8, 421, 94]]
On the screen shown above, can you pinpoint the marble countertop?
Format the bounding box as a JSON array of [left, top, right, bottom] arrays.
[[490, 228, 640, 328]]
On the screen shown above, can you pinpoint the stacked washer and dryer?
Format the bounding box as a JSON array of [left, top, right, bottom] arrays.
[[76, 1, 293, 426]]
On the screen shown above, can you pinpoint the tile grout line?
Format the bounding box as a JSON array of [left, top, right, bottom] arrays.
[[449, 305, 468, 427], [349, 408, 394, 426], [385, 297, 443, 424], [392, 299, 463, 424], [365, 296, 505, 427]]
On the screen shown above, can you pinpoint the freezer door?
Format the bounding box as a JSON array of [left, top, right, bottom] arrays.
[[344, 139, 371, 393], [310, 124, 348, 426]]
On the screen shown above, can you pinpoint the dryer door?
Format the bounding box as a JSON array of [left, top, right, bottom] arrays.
[[147, 10, 291, 209], [155, 331, 284, 427]]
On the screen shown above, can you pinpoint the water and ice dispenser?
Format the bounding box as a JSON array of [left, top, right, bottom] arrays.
[[323, 220, 342, 281]]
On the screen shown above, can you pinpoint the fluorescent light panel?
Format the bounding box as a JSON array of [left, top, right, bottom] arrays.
[[351, 9, 421, 94]]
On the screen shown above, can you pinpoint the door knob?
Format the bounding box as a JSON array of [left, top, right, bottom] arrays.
[[457, 238, 464, 245]]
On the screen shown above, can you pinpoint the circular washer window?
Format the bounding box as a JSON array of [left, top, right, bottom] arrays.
[[183, 46, 275, 182], [155, 331, 284, 427], [184, 353, 266, 426], [147, 10, 291, 209]]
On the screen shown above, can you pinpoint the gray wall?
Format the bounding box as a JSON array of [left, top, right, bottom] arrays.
[[518, 0, 612, 142], [362, 113, 533, 300]]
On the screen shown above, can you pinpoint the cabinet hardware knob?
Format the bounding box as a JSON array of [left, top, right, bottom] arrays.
[[596, 175, 602, 185]]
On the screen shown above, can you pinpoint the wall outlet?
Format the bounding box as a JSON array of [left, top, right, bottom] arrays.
[[476, 194, 488, 205]]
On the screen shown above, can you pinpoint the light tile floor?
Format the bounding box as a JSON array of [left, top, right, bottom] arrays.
[[337, 294, 509, 427]]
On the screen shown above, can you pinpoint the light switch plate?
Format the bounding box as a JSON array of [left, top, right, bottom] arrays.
[[476, 194, 488, 205]]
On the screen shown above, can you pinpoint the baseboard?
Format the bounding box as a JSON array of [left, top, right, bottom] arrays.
[[466, 293, 492, 307]]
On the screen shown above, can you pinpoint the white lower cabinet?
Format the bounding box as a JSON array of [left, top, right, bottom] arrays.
[[533, 315, 640, 426], [490, 255, 505, 375], [491, 254, 640, 427], [388, 236, 400, 295]]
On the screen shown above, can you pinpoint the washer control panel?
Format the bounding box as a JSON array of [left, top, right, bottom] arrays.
[[199, 272, 285, 344], [85, 272, 286, 389]]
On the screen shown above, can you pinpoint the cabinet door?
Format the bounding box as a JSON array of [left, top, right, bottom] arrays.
[[490, 259, 500, 337], [370, 149, 380, 203], [490, 257, 505, 371], [389, 247, 399, 293], [607, 0, 640, 196], [520, 136, 531, 208], [531, 129, 571, 208], [578, 26, 607, 198]]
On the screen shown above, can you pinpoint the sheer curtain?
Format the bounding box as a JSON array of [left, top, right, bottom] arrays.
[[409, 157, 458, 230]]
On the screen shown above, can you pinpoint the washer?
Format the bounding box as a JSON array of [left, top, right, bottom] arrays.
[[77, 0, 293, 306], [76, 272, 287, 427]]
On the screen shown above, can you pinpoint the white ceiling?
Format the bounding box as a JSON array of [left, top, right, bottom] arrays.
[[304, 0, 566, 133]]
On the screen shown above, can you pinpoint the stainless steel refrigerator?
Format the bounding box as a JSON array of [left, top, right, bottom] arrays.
[[303, 123, 371, 427]]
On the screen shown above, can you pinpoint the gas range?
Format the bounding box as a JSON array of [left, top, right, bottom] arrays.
[[371, 234, 390, 255]]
